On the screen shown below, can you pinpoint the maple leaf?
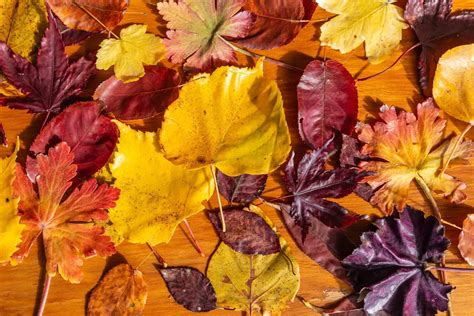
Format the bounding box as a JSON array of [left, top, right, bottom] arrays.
[[157, 0, 254, 71], [317, 0, 408, 64], [0, 11, 95, 114], [216, 169, 267, 205], [358, 99, 470, 213], [343, 207, 452, 315], [96, 24, 166, 83], [405, 0, 474, 96], [284, 137, 364, 241], [459, 214, 474, 266], [12, 142, 119, 283]]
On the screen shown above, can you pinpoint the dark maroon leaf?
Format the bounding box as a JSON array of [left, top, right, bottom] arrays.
[[159, 267, 217, 312], [27, 101, 118, 180], [54, 13, 92, 45], [216, 169, 267, 204], [338, 134, 365, 168], [236, 0, 316, 50], [282, 206, 354, 282], [94, 66, 180, 120], [208, 207, 280, 255], [284, 137, 364, 241], [297, 60, 358, 149], [343, 206, 452, 316], [0, 123, 6, 146], [0, 11, 95, 114], [405, 0, 474, 96]]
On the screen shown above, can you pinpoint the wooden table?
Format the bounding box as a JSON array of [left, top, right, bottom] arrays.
[[1, 1, 473, 315]]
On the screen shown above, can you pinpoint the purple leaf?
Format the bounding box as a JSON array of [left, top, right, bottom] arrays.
[[27, 101, 118, 180], [54, 13, 92, 45], [0, 11, 95, 114], [94, 66, 181, 120], [405, 0, 474, 96], [208, 208, 280, 255], [338, 134, 365, 168], [297, 60, 358, 149], [216, 169, 267, 204], [343, 206, 452, 315], [159, 267, 217, 312], [0, 123, 6, 146]]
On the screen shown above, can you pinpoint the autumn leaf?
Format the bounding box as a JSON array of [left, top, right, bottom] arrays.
[[358, 99, 470, 213], [0, 11, 95, 114], [94, 66, 180, 120], [88, 263, 148, 315], [459, 214, 474, 266], [96, 24, 165, 83], [0, 123, 6, 147], [317, 0, 408, 64], [159, 267, 217, 312], [404, 0, 474, 96], [343, 207, 452, 315], [433, 44, 474, 124], [54, 13, 92, 46], [160, 59, 291, 176], [47, 0, 128, 32], [12, 142, 119, 283], [0, 140, 23, 263], [106, 121, 214, 246], [236, 0, 316, 50], [297, 60, 358, 149], [216, 170, 267, 205], [157, 0, 254, 71]]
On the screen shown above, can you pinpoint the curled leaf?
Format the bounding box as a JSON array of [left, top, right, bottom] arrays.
[[459, 214, 474, 266], [216, 169, 267, 204]]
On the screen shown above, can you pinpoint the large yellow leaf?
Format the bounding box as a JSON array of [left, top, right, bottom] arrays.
[[106, 121, 214, 245], [0, 0, 47, 96], [317, 0, 407, 64], [159, 59, 291, 176], [96, 24, 166, 83], [433, 44, 474, 124], [207, 205, 299, 315], [0, 140, 23, 263]]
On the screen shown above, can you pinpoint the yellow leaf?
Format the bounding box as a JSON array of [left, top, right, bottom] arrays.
[[207, 205, 299, 315], [106, 121, 214, 245], [160, 59, 291, 176], [0, 139, 23, 263], [0, 0, 47, 96], [317, 0, 407, 64], [433, 44, 474, 124], [96, 24, 166, 83]]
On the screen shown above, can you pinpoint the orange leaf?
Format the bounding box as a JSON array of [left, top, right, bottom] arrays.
[[459, 214, 474, 266]]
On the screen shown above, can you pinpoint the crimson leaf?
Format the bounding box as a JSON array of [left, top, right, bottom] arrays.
[[216, 169, 267, 204], [0, 11, 95, 114], [343, 207, 452, 315], [0, 123, 6, 146], [297, 60, 358, 149], [405, 0, 474, 96]]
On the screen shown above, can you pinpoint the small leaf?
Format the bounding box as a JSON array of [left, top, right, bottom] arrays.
[[459, 214, 474, 266], [159, 267, 217, 312], [208, 206, 280, 255], [216, 169, 267, 204], [88, 263, 147, 315], [0, 123, 6, 146], [94, 66, 180, 120]]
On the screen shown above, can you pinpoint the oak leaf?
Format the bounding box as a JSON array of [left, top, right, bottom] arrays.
[[106, 121, 214, 245], [12, 142, 119, 283], [96, 24, 166, 83], [459, 214, 474, 266], [157, 0, 254, 71], [160, 60, 291, 176], [317, 0, 408, 64], [358, 99, 470, 213]]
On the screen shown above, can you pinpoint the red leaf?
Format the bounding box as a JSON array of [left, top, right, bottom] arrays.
[[0, 123, 6, 146], [94, 66, 180, 120], [216, 169, 267, 204], [297, 60, 358, 149]]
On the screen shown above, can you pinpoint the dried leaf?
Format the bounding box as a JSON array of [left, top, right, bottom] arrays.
[[459, 214, 474, 266], [160, 59, 291, 176], [94, 66, 180, 120], [216, 169, 267, 204], [88, 263, 147, 316], [0, 123, 6, 147], [160, 267, 217, 312]]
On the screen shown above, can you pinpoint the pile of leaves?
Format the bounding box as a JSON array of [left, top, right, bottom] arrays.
[[0, 0, 473, 315]]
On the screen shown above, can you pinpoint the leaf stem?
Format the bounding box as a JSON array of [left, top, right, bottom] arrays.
[[296, 295, 323, 313], [37, 275, 51, 316], [415, 176, 442, 220], [182, 219, 206, 257], [440, 123, 473, 175], [441, 219, 463, 231], [146, 242, 167, 267], [426, 264, 474, 273], [72, 0, 120, 39], [253, 14, 329, 23], [211, 164, 226, 232]]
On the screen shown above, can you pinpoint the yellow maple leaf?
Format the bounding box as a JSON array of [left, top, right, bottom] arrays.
[[106, 121, 214, 245], [433, 44, 474, 125], [317, 0, 408, 64], [159, 59, 291, 176], [0, 139, 23, 263], [96, 24, 166, 83], [358, 99, 471, 213]]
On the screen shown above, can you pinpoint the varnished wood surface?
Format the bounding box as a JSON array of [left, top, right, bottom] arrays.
[[1, 1, 474, 315]]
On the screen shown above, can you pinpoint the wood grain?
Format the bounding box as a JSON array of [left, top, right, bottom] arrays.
[[1, 1, 474, 315]]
